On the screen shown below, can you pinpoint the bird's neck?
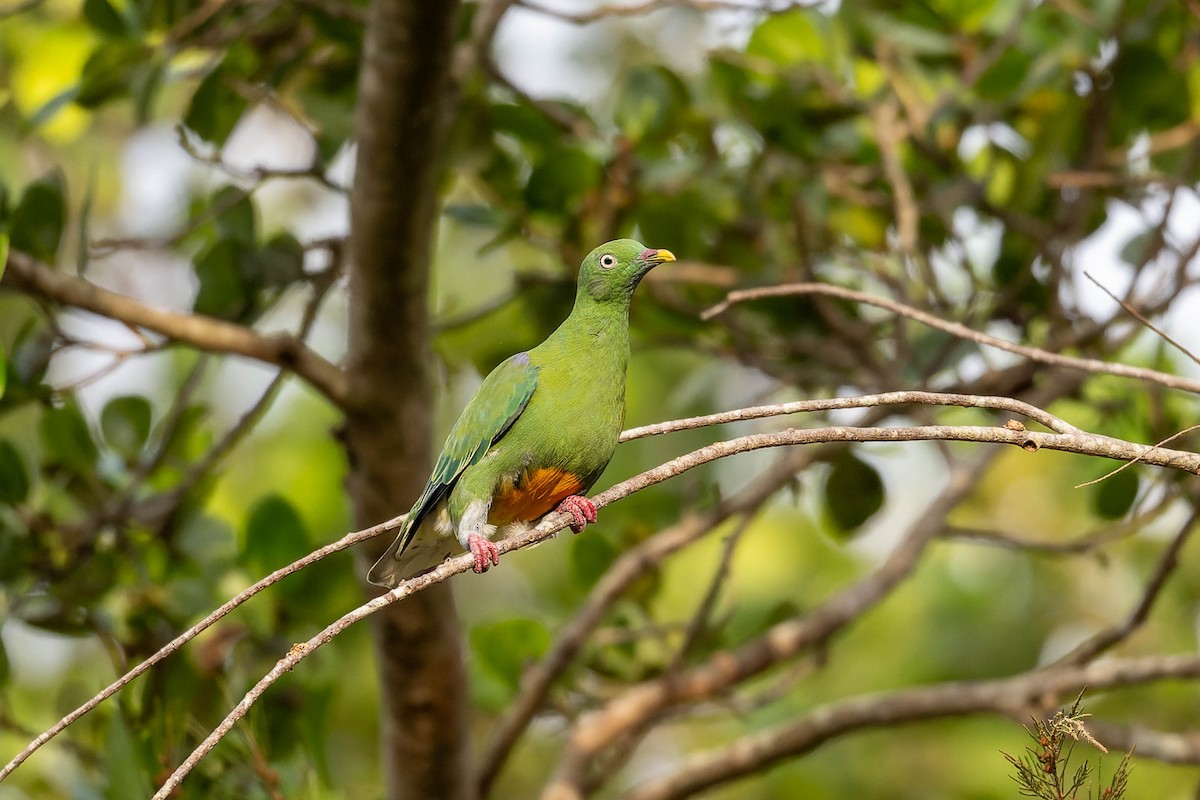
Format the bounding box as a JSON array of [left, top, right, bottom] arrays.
[[539, 295, 632, 366]]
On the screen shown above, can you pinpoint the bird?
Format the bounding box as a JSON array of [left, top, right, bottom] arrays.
[[367, 239, 676, 589]]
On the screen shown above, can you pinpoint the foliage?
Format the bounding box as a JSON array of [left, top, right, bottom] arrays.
[[1, 0, 1199, 798]]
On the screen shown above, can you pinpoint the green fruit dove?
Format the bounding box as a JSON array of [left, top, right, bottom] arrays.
[[368, 239, 675, 588]]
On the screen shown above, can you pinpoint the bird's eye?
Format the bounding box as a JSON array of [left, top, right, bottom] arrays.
[[599, 254, 617, 269]]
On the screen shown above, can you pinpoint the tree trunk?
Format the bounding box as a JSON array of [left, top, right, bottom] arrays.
[[344, 2, 469, 798]]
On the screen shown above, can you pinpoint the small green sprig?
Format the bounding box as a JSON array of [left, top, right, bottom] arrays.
[[1003, 693, 1133, 800]]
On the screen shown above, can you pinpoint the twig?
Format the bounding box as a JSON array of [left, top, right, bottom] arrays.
[[176, 126, 349, 194], [478, 449, 815, 796], [618, 654, 1200, 800], [1056, 503, 1200, 666], [12, 398, 1200, 787], [620, 390, 1081, 440], [1074, 424, 1200, 488], [941, 492, 1176, 554], [702, 282, 1200, 396], [0, 250, 349, 407], [1083, 271, 1200, 367], [543, 453, 997, 796], [0, 518, 401, 783], [515, 0, 802, 25], [670, 513, 754, 670]]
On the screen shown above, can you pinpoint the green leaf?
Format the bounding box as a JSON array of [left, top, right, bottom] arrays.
[[0, 345, 6, 402], [490, 102, 560, 148], [1119, 231, 1150, 267], [571, 533, 618, 587], [747, 8, 836, 65], [0, 218, 9, 282], [0, 636, 10, 687], [83, 0, 128, 35], [257, 232, 305, 288], [212, 186, 256, 244], [524, 147, 601, 213], [443, 203, 505, 228], [103, 712, 153, 798], [41, 402, 99, 474], [975, 49, 1031, 100], [0, 440, 30, 504], [10, 172, 66, 263], [183, 63, 249, 145], [77, 39, 150, 107], [242, 494, 310, 572], [469, 618, 550, 690], [193, 238, 252, 320], [824, 451, 885, 535], [615, 66, 688, 142], [1091, 468, 1139, 520], [24, 88, 81, 133], [100, 395, 153, 458]]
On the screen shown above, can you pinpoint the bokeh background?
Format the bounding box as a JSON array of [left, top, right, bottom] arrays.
[[2, 0, 1200, 797]]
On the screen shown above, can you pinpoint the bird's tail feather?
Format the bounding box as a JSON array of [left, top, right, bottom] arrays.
[[366, 519, 417, 589]]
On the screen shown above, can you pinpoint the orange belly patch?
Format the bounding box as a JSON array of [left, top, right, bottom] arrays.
[[491, 467, 584, 525]]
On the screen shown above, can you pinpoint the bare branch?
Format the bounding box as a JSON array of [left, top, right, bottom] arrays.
[[542, 453, 996, 797], [620, 654, 1200, 800], [11, 393, 1198, 787], [0, 250, 348, 406], [702, 282, 1200, 396], [515, 0, 800, 25], [1083, 270, 1200, 367], [620, 390, 1081, 441], [1056, 504, 1200, 666], [0, 0, 45, 18], [0, 518, 401, 783], [478, 449, 815, 796]]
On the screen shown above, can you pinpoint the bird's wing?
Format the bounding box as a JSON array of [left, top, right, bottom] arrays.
[[367, 353, 539, 586]]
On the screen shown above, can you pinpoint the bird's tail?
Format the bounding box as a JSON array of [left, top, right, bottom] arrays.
[[366, 518, 418, 589]]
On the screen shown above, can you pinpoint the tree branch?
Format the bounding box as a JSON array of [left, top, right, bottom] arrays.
[[619, 654, 1200, 800], [0, 517, 401, 783], [702, 282, 1200, 396], [543, 453, 995, 797], [9, 392, 1197, 788], [0, 250, 348, 406]]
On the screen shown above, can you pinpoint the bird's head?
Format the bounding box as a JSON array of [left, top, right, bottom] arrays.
[[577, 239, 676, 304]]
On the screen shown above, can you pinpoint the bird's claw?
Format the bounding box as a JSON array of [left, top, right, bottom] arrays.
[[556, 495, 598, 533], [467, 534, 500, 573]]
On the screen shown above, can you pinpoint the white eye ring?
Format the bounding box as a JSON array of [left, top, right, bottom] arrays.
[[599, 254, 617, 269]]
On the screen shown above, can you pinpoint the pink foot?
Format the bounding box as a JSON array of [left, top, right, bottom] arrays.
[[556, 495, 597, 533], [467, 533, 500, 574]]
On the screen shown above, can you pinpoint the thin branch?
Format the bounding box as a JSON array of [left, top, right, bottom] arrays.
[[543, 453, 997, 797], [620, 390, 1081, 441], [702, 282, 1200, 396], [176, 125, 349, 195], [478, 449, 815, 796], [0, 518, 401, 783], [619, 654, 1200, 800], [11, 396, 1200, 786], [515, 0, 801, 25], [670, 513, 754, 670], [1074, 424, 1200, 488], [0, 250, 349, 407], [1083, 270, 1200, 367], [1056, 503, 1200, 666], [0, 0, 45, 17], [941, 491, 1177, 554]]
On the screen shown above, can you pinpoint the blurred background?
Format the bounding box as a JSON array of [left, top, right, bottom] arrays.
[[2, 0, 1200, 797]]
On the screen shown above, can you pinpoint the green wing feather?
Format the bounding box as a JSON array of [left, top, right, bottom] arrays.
[[367, 353, 539, 587]]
